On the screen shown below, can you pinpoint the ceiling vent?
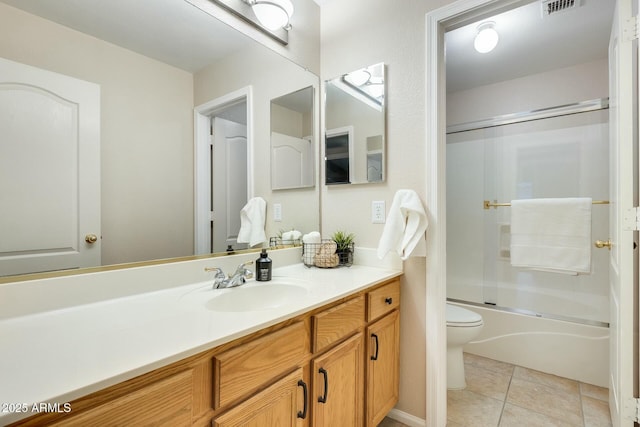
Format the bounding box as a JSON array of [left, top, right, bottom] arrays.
[[542, 0, 581, 17]]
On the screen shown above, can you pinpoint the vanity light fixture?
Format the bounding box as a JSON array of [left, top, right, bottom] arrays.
[[243, 0, 294, 31], [474, 21, 499, 53], [208, 0, 291, 45], [344, 69, 371, 86]]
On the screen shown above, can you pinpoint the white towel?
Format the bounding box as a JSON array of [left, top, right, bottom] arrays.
[[237, 197, 267, 247], [282, 230, 302, 242], [302, 231, 321, 244], [377, 189, 429, 260], [302, 231, 322, 265], [510, 197, 592, 275]]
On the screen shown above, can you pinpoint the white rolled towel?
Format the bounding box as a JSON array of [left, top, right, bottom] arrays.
[[282, 231, 294, 241], [302, 231, 321, 244], [282, 230, 303, 242], [302, 231, 322, 265]]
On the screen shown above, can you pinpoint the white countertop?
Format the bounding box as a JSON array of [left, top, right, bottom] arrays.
[[0, 262, 401, 424]]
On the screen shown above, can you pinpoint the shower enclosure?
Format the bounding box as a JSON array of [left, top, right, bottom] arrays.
[[445, 99, 610, 385]]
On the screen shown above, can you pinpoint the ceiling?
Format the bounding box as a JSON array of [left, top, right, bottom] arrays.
[[445, 0, 615, 93], [0, 0, 255, 73], [1, 0, 614, 92]]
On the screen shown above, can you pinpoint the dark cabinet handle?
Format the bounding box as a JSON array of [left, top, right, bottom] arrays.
[[385, 297, 393, 305], [297, 380, 308, 419], [318, 368, 328, 403], [371, 333, 379, 361]]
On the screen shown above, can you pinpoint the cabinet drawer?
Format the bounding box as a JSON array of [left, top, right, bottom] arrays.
[[367, 280, 400, 322], [312, 295, 364, 353], [214, 321, 308, 408], [51, 370, 193, 426]]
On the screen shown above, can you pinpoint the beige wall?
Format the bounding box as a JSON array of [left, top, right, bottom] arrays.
[[320, 0, 453, 420], [447, 58, 608, 124], [194, 44, 321, 240], [0, 3, 195, 266]]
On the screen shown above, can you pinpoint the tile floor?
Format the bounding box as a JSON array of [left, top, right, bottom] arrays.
[[378, 417, 409, 427], [378, 353, 611, 427], [447, 353, 612, 427]]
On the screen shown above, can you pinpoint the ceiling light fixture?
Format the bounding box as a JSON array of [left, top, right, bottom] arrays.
[[474, 21, 499, 53], [245, 0, 294, 31]]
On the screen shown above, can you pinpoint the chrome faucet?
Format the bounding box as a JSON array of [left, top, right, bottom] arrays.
[[205, 261, 254, 289]]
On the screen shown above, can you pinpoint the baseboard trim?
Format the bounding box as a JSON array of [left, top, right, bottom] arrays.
[[387, 408, 426, 427]]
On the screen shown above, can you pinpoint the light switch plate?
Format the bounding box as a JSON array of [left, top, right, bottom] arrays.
[[372, 201, 385, 223], [273, 203, 282, 222]]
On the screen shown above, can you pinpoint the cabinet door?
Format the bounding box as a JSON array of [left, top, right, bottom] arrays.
[[366, 310, 400, 427], [312, 333, 364, 427], [213, 368, 308, 427]]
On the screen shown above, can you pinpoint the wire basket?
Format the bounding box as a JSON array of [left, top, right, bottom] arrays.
[[302, 240, 354, 268], [269, 236, 302, 249]]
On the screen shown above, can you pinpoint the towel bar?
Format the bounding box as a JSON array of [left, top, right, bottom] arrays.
[[483, 200, 610, 210]]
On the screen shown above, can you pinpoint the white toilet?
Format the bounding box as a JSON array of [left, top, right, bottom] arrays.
[[446, 303, 484, 389]]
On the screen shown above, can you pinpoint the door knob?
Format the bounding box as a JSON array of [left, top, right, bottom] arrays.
[[85, 234, 98, 244], [594, 239, 612, 250]]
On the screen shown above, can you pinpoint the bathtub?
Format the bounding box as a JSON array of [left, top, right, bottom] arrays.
[[448, 300, 609, 387]]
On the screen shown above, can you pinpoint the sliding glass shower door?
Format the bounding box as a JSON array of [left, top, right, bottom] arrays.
[[446, 107, 609, 325]]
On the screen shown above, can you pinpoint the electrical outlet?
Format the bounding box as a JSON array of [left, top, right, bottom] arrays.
[[273, 203, 282, 222], [372, 201, 385, 223]]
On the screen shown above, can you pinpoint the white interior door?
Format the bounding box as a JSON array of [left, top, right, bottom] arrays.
[[608, 0, 638, 424], [0, 57, 100, 277], [271, 131, 312, 189], [212, 117, 247, 253]]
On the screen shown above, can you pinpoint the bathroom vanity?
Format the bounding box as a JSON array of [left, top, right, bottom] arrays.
[[1, 254, 401, 427]]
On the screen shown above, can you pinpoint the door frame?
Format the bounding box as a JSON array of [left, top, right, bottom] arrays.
[[194, 86, 253, 255], [425, 0, 597, 425]]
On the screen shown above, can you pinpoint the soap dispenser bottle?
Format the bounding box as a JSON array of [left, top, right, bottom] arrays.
[[256, 249, 272, 281]]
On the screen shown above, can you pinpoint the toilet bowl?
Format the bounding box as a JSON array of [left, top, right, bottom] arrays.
[[446, 303, 483, 389]]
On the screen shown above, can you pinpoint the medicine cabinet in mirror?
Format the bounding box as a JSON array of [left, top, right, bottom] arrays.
[[270, 86, 315, 190], [324, 63, 385, 185]]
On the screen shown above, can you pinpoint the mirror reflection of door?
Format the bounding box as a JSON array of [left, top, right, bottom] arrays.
[[270, 86, 315, 190], [0, 57, 100, 276], [194, 89, 251, 256], [325, 126, 353, 184], [211, 114, 247, 254]]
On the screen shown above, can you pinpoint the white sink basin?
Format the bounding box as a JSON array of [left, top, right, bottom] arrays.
[[205, 282, 309, 312]]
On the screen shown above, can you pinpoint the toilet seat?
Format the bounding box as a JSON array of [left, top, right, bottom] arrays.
[[446, 304, 483, 327]]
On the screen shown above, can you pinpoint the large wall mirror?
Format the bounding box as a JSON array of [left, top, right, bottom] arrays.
[[0, 0, 320, 279], [324, 63, 386, 185]]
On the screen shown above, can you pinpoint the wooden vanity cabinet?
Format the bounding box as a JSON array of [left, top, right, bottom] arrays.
[[9, 277, 401, 427], [366, 280, 401, 427]]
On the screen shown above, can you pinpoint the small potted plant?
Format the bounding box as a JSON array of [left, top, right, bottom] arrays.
[[331, 230, 355, 266]]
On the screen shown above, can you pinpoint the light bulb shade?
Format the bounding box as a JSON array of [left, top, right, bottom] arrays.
[[251, 0, 294, 31], [345, 69, 371, 86], [474, 22, 499, 53]]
